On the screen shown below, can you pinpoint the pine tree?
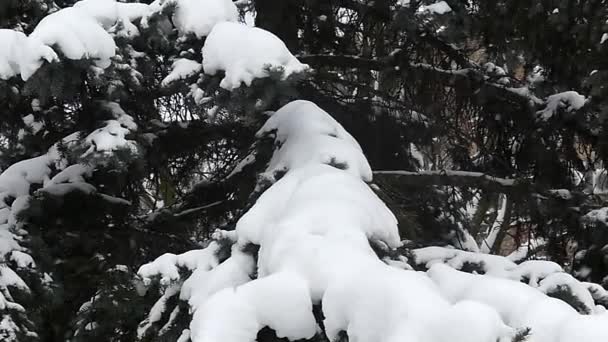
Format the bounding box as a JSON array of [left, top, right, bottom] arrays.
[[1, 0, 608, 341]]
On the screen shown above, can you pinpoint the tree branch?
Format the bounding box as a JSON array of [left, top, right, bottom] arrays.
[[373, 170, 521, 193]]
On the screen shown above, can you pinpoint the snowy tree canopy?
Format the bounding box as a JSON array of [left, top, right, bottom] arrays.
[[1, 0, 608, 341]]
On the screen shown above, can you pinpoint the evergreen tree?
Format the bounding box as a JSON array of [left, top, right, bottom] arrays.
[[0, 0, 608, 341]]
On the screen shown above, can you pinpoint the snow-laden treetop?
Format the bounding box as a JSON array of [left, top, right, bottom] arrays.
[[138, 100, 608, 342], [0, 0, 308, 88]]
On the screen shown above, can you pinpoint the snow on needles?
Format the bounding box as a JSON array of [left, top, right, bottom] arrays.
[[173, 0, 238, 38], [0, 102, 138, 333], [202, 22, 310, 90], [161, 58, 202, 87], [143, 0, 238, 38], [2, 0, 308, 89], [0, 0, 150, 80]]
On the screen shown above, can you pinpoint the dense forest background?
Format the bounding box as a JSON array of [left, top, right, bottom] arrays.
[[1, 0, 608, 341]]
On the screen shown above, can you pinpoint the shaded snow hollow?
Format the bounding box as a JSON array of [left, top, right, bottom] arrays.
[[137, 100, 608, 342]]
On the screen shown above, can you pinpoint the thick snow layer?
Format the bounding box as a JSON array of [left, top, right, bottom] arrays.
[[256, 100, 372, 181], [413, 245, 606, 315], [427, 264, 608, 341], [0, 30, 57, 80], [138, 242, 220, 285], [324, 264, 515, 342], [1, 0, 153, 80], [75, 0, 150, 29], [182, 248, 253, 309], [84, 114, 138, 155], [161, 58, 202, 86], [30, 7, 117, 69], [538, 91, 587, 121], [236, 164, 398, 249], [190, 271, 317, 342], [143, 0, 238, 37], [513, 260, 564, 286], [413, 246, 518, 277], [45, 164, 93, 186], [0, 102, 138, 341], [74, 0, 151, 38], [138, 99, 608, 342], [202, 22, 309, 89], [9, 251, 35, 269], [418, 1, 452, 14], [173, 0, 238, 38], [538, 273, 596, 314]]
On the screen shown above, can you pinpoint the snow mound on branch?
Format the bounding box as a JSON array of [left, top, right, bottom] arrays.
[[74, 0, 151, 38], [85, 120, 137, 154], [538, 273, 596, 314], [202, 22, 310, 89], [75, 0, 150, 28], [257, 100, 372, 181], [161, 58, 202, 86], [0, 102, 138, 339], [537, 91, 587, 121], [137, 242, 221, 286], [418, 1, 452, 14], [84, 101, 138, 154], [144, 0, 237, 37], [190, 271, 317, 342], [414, 246, 605, 314], [195, 100, 512, 342], [1, 0, 152, 80], [427, 264, 608, 342], [139, 99, 608, 342], [45, 164, 93, 186], [182, 247, 254, 310], [414, 246, 518, 277], [173, 0, 238, 38], [30, 7, 116, 69], [0, 30, 57, 80]]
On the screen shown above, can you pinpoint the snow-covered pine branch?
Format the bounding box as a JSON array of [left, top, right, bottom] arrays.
[[0, 101, 137, 339], [137, 100, 608, 342]]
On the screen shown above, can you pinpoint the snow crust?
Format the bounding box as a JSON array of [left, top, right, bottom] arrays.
[[202, 22, 310, 89]]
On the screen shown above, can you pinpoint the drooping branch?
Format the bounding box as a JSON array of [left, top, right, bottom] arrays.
[[373, 170, 521, 193], [298, 53, 541, 112]]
